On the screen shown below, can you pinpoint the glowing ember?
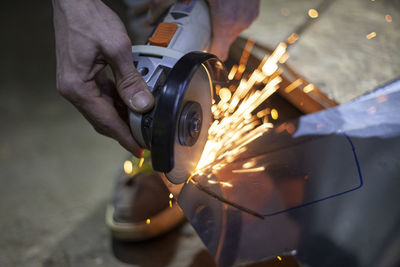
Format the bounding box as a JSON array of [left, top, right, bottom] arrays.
[[138, 157, 144, 168], [242, 161, 256, 169], [232, 166, 265, 173], [123, 160, 133, 174], [286, 123, 296, 134], [308, 9, 319, 19], [262, 43, 287, 75], [303, 83, 315, 93], [220, 181, 233, 188], [228, 65, 238, 80], [287, 33, 299, 44], [191, 41, 289, 182], [284, 79, 303, 93], [219, 88, 232, 103], [366, 32, 376, 39], [271, 109, 279, 120]]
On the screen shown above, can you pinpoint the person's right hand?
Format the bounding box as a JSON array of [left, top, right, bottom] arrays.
[[52, 0, 154, 157]]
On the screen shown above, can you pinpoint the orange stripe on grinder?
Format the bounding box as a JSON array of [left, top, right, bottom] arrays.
[[149, 22, 178, 47]]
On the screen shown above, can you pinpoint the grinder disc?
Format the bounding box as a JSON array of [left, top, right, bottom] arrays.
[[166, 66, 211, 183], [151, 52, 227, 184]]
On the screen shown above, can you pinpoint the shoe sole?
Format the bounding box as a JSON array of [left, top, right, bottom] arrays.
[[106, 202, 186, 241]]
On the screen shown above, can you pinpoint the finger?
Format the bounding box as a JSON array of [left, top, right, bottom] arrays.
[[209, 35, 231, 61], [103, 36, 155, 113], [62, 79, 144, 157], [146, 0, 175, 25], [95, 69, 129, 124], [125, 1, 150, 17], [95, 69, 116, 105]]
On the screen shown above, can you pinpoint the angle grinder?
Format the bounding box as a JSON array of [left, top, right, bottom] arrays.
[[129, 0, 227, 184]]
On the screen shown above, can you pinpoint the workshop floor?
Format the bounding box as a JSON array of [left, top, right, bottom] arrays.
[[0, 1, 398, 266]]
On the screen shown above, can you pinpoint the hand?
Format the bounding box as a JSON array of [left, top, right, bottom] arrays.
[[52, 0, 154, 157], [208, 0, 260, 60], [139, 0, 260, 60]]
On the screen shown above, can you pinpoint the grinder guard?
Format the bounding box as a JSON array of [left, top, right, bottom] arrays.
[[145, 52, 227, 184]]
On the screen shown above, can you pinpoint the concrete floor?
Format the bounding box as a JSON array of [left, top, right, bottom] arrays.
[[243, 0, 400, 103], [0, 0, 399, 266]]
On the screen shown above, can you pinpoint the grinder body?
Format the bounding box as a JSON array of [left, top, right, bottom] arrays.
[[129, 0, 227, 184]]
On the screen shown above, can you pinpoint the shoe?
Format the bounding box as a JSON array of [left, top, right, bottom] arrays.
[[106, 153, 185, 241]]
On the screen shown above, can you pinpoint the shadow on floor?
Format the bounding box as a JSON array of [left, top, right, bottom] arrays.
[[42, 200, 217, 267]]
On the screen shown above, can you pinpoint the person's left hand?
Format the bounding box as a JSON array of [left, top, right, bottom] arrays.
[[207, 0, 260, 60], [130, 0, 260, 60]]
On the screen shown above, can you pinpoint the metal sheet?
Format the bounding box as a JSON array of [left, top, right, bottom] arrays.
[[178, 78, 400, 266]]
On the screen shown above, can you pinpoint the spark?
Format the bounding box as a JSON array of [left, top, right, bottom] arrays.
[[257, 108, 270, 118], [242, 161, 256, 169], [235, 64, 246, 81], [123, 160, 133, 174], [138, 157, 144, 168], [286, 123, 296, 134], [262, 43, 287, 76], [271, 109, 279, 120], [303, 83, 315, 93], [385, 14, 392, 23], [284, 79, 303, 93], [228, 65, 238, 80], [169, 193, 174, 199], [235, 39, 255, 80], [366, 32, 376, 39], [277, 256, 282, 261], [146, 218, 151, 224], [207, 179, 232, 188], [169, 200, 173, 208], [191, 40, 291, 185], [220, 181, 233, 187], [287, 33, 299, 44], [219, 88, 232, 103], [232, 166, 265, 173], [308, 9, 319, 19], [275, 123, 287, 134], [279, 53, 289, 64]]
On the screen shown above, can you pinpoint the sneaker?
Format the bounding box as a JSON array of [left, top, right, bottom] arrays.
[[106, 153, 185, 241]]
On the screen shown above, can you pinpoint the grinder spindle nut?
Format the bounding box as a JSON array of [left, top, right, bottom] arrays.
[[178, 101, 203, 146]]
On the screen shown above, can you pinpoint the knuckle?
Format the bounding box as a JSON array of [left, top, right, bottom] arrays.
[[107, 35, 131, 57], [93, 122, 113, 137], [56, 75, 80, 98], [56, 74, 88, 103], [117, 72, 145, 94]]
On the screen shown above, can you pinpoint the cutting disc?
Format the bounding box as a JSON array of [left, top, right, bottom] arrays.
[[165, 65, 212, 183], [150, 52, 227, 184]]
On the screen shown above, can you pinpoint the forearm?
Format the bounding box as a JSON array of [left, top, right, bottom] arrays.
[[52, 0, 154, 156]]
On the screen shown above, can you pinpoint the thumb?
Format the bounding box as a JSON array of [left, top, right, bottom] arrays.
[[146, 0, 175, 25], [209, 36, 231, 61], [104, 38, 154, 113]]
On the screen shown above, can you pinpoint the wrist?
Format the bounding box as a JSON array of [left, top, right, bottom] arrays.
[[52, 0, 96, 13]]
